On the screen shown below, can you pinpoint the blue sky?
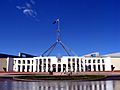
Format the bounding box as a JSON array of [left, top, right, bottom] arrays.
[[0, 0, 120, 56]]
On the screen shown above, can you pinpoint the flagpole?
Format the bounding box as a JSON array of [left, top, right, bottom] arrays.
[[57, 18, 60, 42], [57, 18, 60, 32], [41, 18, 77, 56]]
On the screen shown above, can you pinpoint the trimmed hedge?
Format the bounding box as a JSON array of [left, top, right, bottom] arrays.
[[15, 75, 106, 80]]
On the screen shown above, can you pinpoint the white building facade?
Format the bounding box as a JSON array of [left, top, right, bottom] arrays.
[[7, 56, 112, 72]]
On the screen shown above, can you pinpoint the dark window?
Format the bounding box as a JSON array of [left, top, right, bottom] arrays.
[[18, 60, 21, 64], [111, 65, 115, 71], [85, 65, 88, 71], [93, 65, 96, 71], [72, 58, 75, 62], [52, 64, 56, 72], [68, 58, 70, 61], [44, 64, 46, 72], [98, 65, 100, 71], [58, 64, 61, 72], [68, 58, 71, 62], [27, 66, 30, 72], [36, 59, 38, 61], [68, 64, 70, 67], [77, 59, 79, 64], [32, 65, 33, 72], [18, 65, 20, 72], [81, 60, 83, 63], [39, 59, 42, 65], [98, 59, 100, 63], [81, 64, 83, 72], [48, 59, 51, 64], [14, 60, 16, 64], [77, 64, 79, 72], [93, 60, 95, 63], [39, 65, 41, 72], [23, 60, 25, 64], [88, 65, 91, 71], [27, 60, 30, 64], [102, 59, 104, 63], [73, 63, 75, 66], [22, 65, 25, 72], [44, 59, 46, 63], [57, 58, 61, 63], [32, 60, 34, 64], [88, 60, 91, 63], [63, 64, 66, 71]]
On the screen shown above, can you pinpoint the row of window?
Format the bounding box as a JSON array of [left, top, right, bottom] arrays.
[[68, 58, 105, 63], [84, 59, 105, 63], [15, 59, 52, 64], [14, 58, 105, 64], [15, 64, 105, 72], [36, 59, 51, 63], [14, 60, 33, 64]]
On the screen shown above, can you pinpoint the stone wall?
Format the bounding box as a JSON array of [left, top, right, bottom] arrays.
[[0, 58, 7, 71]]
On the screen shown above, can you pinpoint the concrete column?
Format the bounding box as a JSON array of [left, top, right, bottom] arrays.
[[33, 60, 36, 72], [41, 86, 44, 90], [71, 85, 73, 90], [49, 61, 51, 72], [37, 59, 39, 72], [25, 60, 27, 72], [20, 65, 22, 72], [56, 64, 58, 72], [46, 59, 48, 72], [66, 83, 69, 90], [56, 84, 59, 90], [61, 64, 63, 72], [75, 59, 77, 72], [29, 60, 32, 72], [50, 86, 53, 90], [42, 59, 44, 72], [36, 60, 38, 72], [80, 85, 82, 90], [16, 60, 18, 72], [83, 61, 85, 72], [97, 82, 100, 90], [71, 61, 73, 71], [91, 61, 93, 71], [66, 63, 68, 72], [92, 83, 95, 90], [101, 81, 105, 90], [6, 57, 14, 72], [100, 64, 102, 71], [100, 60, 103, 71], [91, 64, 93, 71], [79, 59, 81, 72], [96, 64, 98, 71], [45, 87, 48, 90], [83, 84, 86, 90], [50, 64, 53, 72], [75, 85, 78, 90]]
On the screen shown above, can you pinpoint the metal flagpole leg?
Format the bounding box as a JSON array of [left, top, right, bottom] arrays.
[[42, 42, 57, 56]]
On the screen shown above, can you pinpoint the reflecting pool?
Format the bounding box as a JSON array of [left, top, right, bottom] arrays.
[[0, 79, 120, 90]]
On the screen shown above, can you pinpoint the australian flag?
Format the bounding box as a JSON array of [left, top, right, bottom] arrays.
[[53, 18, 59, 24]]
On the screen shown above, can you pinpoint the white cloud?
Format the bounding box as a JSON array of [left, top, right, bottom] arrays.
[[23, 9, 37, 18], [30, 0, 35, 5], [16, 0, 39, 21]]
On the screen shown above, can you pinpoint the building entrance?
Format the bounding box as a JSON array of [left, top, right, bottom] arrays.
[[52, 64, 56, 72], [58, 64, 61, 72]]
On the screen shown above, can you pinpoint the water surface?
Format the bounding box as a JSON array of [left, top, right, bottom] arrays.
[[0, 79, 120, 90]]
